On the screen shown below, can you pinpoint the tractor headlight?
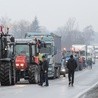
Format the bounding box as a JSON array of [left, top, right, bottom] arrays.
[[20, 63, 24, 67], [16, 63, 19, 66]]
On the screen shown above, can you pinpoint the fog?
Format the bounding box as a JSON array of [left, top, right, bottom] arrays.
[[0, 0, 98, 31]]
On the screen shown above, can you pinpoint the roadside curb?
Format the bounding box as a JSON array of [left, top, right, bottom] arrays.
[[75, 81, 98, 98]]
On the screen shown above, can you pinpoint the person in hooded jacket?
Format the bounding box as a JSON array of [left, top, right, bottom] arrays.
[[67, 55, 77, 86]]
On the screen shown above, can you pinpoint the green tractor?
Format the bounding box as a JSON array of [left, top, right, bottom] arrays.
[[0, 27, 16, 86]]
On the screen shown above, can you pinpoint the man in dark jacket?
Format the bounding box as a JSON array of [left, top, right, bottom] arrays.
[[42, 55, 49, 86], [67, 55, 77, 86]]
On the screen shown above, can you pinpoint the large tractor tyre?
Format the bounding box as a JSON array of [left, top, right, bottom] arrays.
[[33, 69, 39, 84], [0, 63, 12, 86], [28, 65, 39, 84]]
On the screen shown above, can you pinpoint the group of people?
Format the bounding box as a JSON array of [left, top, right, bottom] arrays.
[[34, 53, 77, 87]]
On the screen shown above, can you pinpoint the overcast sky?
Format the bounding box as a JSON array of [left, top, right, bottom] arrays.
[[0, 0, 98, 32]]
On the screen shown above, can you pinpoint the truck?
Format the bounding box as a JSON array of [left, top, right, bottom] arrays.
[[87, 45, 95, 64], [72, 45, 87, 59], [25, 32, 62, 78], [71, 45, 87, 70]]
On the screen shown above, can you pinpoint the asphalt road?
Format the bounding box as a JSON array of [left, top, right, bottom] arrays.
[[0, 60, 98, 98]]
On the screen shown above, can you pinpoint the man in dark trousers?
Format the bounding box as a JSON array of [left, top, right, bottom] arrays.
[[67, 55, 77, 86], [42, 55, 49, 86], [39, 60, 44, 86]]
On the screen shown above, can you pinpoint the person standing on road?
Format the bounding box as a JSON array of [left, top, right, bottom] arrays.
[[39, 61, 44, 86], [67, 55, 77, 86], [38, 53, 44, 86], [42, 55, 49, 86]]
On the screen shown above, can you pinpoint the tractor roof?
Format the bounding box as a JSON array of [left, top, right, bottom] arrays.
[[15, 39, 36, 44]]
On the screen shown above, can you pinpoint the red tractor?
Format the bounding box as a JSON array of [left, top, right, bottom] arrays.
[[13, 39, 41, 84]]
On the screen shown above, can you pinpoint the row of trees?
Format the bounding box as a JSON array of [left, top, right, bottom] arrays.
[[56, 18, 95, 49], [0, 16, 95, 48], [11, 17, 49, 38], [0, 16, 48, 38]]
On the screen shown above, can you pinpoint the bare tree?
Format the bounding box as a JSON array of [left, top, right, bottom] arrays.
[[11, 20, 30, 38], [56, 18, 79, 49], [56, 18, 95, 50], [82, 25, 94, 44], [0, 16, 11, 26], [0, 16, 12, 33]]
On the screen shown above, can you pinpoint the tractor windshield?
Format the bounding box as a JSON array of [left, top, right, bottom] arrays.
[[15, 45, 29, 57]]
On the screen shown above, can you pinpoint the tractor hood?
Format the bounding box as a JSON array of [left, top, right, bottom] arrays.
[[15, 55, 27, 71]]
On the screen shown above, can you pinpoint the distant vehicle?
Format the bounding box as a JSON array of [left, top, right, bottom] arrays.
[[94, 45, 98, 59], [71, 45, 87, 70], [87, 45, 95, 64], [72, 45, 87, 59], [61, 49, 72, 75]]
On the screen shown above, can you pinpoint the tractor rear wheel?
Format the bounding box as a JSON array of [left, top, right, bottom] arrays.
[[0, 62, 12, 86], [28, 64, 39, 84]]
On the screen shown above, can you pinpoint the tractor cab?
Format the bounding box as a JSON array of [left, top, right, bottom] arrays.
[[12, 39, 44, 84], [14, 39, 39, 71]]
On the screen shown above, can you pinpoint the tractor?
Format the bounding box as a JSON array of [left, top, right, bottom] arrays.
[[0, 26, 43, 86], [14, 39, 40, 84], [0, 26, 16, 86]]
